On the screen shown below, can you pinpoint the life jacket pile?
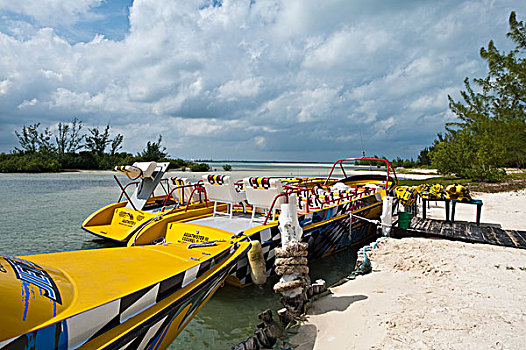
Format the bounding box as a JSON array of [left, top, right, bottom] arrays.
[[396, 183, 473, 206], [445, 184, 472, 203], [395, 186, 418, 207], [415, 183, 445, 200]]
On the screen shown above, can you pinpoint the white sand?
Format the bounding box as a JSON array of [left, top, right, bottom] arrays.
[[292, 190, 526, 349], [423, 190, 526, 230]]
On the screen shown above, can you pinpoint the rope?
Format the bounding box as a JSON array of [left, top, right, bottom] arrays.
[[350, 213, 392, 227], [231, 232, 252, 242]]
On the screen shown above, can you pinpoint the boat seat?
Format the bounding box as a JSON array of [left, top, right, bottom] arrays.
[[243, 177, 285, 222], [170, 177, 200, 204], [132, 161, 158, 179], [202, 175, 246, 218]]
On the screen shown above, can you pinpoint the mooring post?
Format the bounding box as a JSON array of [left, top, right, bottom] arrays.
[[380, 196, 394, 236], [273, 194, 310, 315], [273, 194, 327, 318]]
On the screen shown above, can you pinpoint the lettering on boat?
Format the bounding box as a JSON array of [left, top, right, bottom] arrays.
[[119, 211, 134, 220], [115, 210, 146, 227], [5, 257, 62, 304], [120, 219, 136, 226], [181, 231, 210, 243]]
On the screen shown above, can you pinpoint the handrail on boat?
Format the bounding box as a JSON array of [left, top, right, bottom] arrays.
[[162, 182, 205, 208], [262, 192, 291, 225], [116, 177, 171, 203], [116, 178, 139, 202], [323, 157, 398, 190], [261, 184, 377, 225], [114, 175, 138, 211], [184, 186, 208, 212]]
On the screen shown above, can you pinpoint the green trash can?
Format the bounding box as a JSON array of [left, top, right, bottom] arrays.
[[398, 212, 413, 229]]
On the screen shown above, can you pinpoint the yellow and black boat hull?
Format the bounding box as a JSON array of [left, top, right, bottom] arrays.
[[0, 237, 251, 349]]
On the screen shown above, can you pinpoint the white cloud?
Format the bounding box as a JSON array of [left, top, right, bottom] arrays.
[[0, 79, 8, 95], [303, 27, 391, 71], [0, 0, 525, 160], [255, 136, 266, 147], [17, 98, 38, 109], [0, 0, 103, 26], [217, 77, 262, 101]]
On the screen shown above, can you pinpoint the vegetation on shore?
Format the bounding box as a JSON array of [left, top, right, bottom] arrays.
[[428, 12, 525, 182], [0, 121, 210, 173], [387, 12, 525, 183], [1, 13, 523, 183], [398, 170, 526, 193]]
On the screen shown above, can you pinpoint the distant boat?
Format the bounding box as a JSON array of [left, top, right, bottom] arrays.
[[0, 238, 250, 349]]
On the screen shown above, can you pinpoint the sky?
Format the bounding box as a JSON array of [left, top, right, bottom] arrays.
[[0, 0, 525, 161]]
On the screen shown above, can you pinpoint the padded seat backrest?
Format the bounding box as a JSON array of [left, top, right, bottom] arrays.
[[202, 175, 245, 203], [243, 177, 285, 209], [132, 161, 158, 179]]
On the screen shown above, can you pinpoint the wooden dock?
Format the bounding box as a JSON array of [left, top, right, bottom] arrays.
[[392, 217, 526, 250]]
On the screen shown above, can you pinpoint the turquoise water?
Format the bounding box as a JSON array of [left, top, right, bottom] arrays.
[[0, 167, 358, 349]]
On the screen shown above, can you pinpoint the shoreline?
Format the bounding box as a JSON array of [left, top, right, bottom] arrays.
[[291, 189, 526, 349]]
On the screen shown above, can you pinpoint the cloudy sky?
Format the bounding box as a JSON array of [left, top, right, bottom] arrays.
[[0, 0, 524, 161]]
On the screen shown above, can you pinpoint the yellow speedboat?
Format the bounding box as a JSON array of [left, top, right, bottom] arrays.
[[82, 161, 207, 243], [0, 226, 251, 349], [127, 157, 397, 287]]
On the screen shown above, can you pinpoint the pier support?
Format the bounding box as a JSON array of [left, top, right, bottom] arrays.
[[272, 194, 327, 317], [380, 196, 394, 236], [273, 194, 311, 315]]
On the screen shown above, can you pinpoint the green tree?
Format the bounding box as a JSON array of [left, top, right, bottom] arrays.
[[417, 147, 432, 166], [15, 123, 40, 153], [55, 118, 84, 155], [110, 134, 124, 156], [137, 135, 168, 161], [189, 163, 210, 172], [85, 125, 111, 156], [431, 11, 526, 180], [15, 123, 55, 153]]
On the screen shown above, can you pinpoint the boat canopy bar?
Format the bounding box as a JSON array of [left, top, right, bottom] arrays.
[[323, 157, 398, 190]]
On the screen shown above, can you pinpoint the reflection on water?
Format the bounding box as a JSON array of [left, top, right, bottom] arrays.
[[172, 249, 357, 349], [0, 172, 120, 256], [0, 168, 359, 349]]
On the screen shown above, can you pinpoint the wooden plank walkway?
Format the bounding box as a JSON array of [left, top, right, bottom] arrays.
[[392, 217, 526, 250]]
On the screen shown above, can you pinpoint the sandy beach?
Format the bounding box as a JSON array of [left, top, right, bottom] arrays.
[[292, 189, 526, 349]]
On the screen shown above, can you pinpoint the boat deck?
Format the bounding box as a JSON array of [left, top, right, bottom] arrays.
[[188, 213, 267, 234], [393, 217, 526, 249]]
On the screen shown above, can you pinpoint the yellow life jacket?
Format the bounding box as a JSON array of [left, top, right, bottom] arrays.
[[395, 186, 418, 207], [415, 183, 445, 200], [445, 184, 472, 202], [429, 184, 445, 199]]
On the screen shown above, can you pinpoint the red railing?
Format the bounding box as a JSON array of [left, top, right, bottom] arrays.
[[323, 157, 398, 190], [184, 186, 208, 212], [260, 185, 376, 225], [114, 175, 139, 211], [115, 177, 172, 203], [161, 182, 205, 208]]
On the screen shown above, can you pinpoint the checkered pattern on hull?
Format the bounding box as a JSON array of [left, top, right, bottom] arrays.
[[230, 226, 282, 286], [229, 196, 381, 286], [0, 246, 246, 350], [107, 265, 236, 349], [305, 207, 379, 259]]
